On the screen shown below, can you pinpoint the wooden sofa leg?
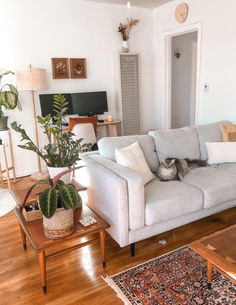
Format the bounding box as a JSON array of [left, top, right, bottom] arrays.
[[130, 243, 135, 257]]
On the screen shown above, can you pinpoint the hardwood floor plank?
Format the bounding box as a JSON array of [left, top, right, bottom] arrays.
[[0, 176, 236, 304]]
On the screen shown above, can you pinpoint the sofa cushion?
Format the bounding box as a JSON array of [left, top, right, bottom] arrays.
[[182, 166, 236, 209], [98, 135, 159, 172], [217, 162, 236, 175], [196, 121, 231, 161], [206, 142, 236, 164], [145, 179, 204, 225], [149, 126, 200, 161], [115, 142, 155, 185]]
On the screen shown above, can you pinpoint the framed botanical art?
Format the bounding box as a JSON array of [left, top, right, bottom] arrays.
[[51, 58, 69, 79], [70, 58, 87, 79]]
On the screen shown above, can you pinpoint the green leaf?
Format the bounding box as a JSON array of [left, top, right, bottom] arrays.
[[55, 180, 65, 190], [39, 187, 57, 218], [59, 185, 78, 210]]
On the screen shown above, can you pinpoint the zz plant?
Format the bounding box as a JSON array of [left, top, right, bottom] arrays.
[[11, 94, 91, 167]]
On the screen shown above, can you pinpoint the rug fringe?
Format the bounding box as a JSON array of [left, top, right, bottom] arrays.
[[102, 275, 132, 305]]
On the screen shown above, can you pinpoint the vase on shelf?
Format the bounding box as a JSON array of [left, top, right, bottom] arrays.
[[122, 40, 129, 53]]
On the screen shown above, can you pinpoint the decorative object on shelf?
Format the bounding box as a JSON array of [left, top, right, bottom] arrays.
[[106, 115, 113, 122], [70, 58, 87, 79], [23, 203, 42, 222], [175, 3, 189, 23], [118, 18, 139, 53], [16, 65, 48, 180], [0, 71, 21, 131], [22, 167, 82, 239], [51, 58, 69, 79]]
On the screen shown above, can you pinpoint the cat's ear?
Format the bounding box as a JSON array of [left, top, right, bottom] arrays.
[[170, 159, 175, 165]]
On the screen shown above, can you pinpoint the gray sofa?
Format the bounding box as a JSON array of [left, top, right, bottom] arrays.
[[82, 121, 236, 254]]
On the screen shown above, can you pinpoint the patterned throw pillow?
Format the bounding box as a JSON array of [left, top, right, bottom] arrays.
[[220, 124, 236, 142]]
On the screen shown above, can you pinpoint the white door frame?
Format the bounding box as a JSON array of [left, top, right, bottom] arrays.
[[162, 22, 202, 129]]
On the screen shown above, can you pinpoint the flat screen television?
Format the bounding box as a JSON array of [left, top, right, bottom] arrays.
[[39, 93, 73, 117], [71, 91, 108, 116]]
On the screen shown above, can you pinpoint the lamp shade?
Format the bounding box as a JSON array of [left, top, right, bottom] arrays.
[[16, 67, 48, 91]]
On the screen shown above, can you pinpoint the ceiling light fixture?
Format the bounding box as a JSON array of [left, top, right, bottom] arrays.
[[127, 1, 131, 9]]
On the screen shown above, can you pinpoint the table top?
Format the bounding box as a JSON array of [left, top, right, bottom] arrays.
[[190, 224, 236, 283], [14, 204, 110, 251], [11, 178, 87, 206]]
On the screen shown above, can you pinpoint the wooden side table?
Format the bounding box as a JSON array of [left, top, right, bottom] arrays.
[[12, 187, 110, 293], [0, 129, 16, 189]]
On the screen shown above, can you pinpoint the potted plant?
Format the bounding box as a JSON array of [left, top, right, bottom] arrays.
[[0, 71, 21, 130], [11, 94, 90, 239], [23, 168, 82, 239], [11, 94, 91, 181], [118, 18, 139, 53]]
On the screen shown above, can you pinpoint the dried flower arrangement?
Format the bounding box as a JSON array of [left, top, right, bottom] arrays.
[[118, 18, 139, 41]]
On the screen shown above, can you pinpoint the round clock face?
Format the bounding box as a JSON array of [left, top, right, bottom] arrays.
[[175, 3, 189, 23]]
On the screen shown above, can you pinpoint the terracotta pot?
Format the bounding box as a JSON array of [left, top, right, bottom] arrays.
[[0, 116, 8, 131], [43, 208, 74, 239]]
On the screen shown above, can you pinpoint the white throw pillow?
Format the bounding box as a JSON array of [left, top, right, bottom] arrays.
[[205, 142, 236, 164], [115, 142, 155, 185]]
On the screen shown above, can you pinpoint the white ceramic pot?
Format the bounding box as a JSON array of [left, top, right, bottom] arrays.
[[122, 40, 129, 53], [47, 166, 72, 184]]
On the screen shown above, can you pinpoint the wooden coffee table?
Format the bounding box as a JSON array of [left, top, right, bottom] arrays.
[[12, 187, 110, 293], [190, 224, 236, 288]]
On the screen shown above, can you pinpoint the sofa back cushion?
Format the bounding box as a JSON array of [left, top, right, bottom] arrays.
[[149, 126, 200, 161], [196, 121, 231, 160], [98, 135, 159, 172]]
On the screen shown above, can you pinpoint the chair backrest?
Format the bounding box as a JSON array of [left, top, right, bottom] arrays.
[[68, 117, 97, 135], [71, 123, 97, 146]]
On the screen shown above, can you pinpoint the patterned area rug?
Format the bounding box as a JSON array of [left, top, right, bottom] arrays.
[[104, 246, 236, 304], [0, 188, 16, 217]]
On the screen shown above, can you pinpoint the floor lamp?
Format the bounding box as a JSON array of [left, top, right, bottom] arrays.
[[16, 65, 48, 179]]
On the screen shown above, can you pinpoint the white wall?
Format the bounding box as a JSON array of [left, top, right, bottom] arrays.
[[154, 0, 236, 129], [171, 31, 197, 128], [0, 0, 155, 176]]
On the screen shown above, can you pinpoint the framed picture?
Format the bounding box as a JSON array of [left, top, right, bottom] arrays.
[[51, 58, 69, 79], [70, 58, 87, 79]]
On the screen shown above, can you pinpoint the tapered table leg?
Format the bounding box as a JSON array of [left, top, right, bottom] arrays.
[[19, 225, 27, 250], [99, 230, 106, 268], [207, 260, 213, 289], [38, 251, 47, 293]]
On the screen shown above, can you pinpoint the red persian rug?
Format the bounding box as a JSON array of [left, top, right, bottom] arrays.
[[104, 246, 236, 304]]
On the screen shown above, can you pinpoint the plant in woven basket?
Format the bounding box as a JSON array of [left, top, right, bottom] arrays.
[[0, 71, 21, 130], [23, 167, 82, 218], [118, 18, 139, 41], [11, 94, 91, 167]]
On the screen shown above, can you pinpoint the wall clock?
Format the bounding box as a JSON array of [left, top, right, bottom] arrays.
[[175, 3, 189, 23]]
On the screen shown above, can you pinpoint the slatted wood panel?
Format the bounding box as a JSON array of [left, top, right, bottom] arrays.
[[120, 54, 140, 135]]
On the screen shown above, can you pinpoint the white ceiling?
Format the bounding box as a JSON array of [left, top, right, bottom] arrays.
[[82, 0, 173, 9]]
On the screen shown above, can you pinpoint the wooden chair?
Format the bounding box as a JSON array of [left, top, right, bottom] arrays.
[[68, 117, 98, 148], [68, 117, 98, 136]]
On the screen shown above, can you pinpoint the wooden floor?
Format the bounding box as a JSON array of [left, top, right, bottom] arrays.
[[1, 177, 236, 305]]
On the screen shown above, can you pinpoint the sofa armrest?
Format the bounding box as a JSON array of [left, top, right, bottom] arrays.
[[84, 154, 145, 231], [82, 154, 129, 247]]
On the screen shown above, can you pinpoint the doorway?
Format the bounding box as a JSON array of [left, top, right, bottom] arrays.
[[162, 23, 202, 129], [171, 31, 197, 128]]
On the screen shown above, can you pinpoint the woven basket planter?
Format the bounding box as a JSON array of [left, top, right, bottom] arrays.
[[43, 208, 74, 240]]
